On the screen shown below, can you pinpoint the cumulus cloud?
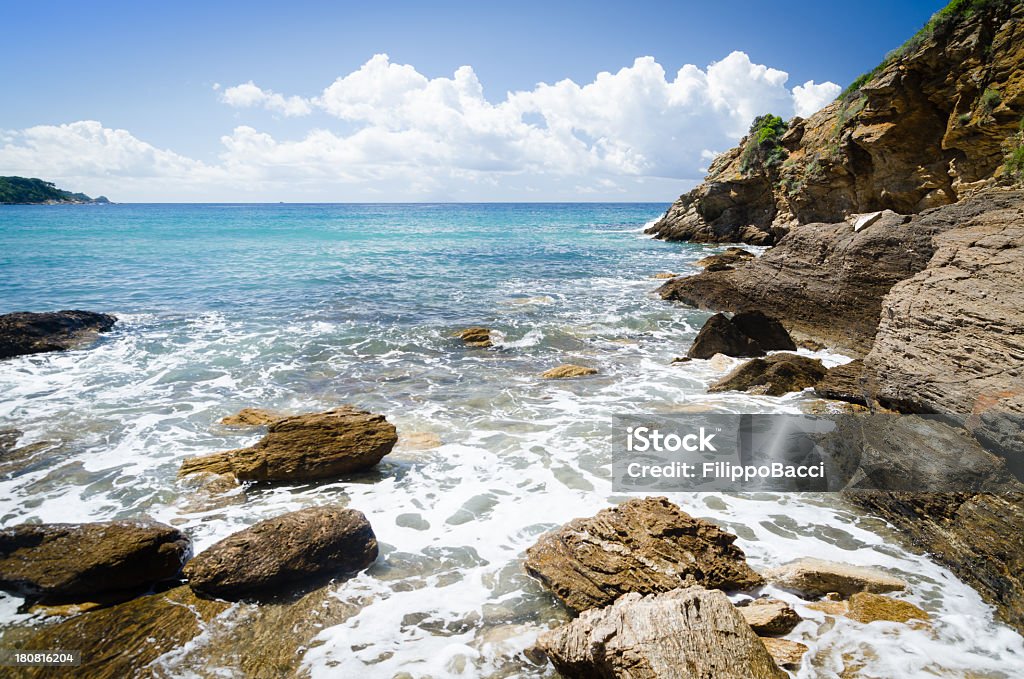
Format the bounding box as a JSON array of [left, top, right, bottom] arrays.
[[220, 81, 312, 117], [2, 53, 839, 200]]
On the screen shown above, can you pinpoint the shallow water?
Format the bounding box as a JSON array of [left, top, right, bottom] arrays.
[[0, 203, 1021, 677]]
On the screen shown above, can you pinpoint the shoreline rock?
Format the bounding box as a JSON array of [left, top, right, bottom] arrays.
[[764, 557, 906, 598], [220, 408, 282, 426], [540, 364, 598, 379], [737, 598, 802, 635], [688, 311, 796, 359], [456, 326, 492, 348], [709, 353, 826, 396], [814, 359, 867, 405], [0, 311, 116, 359]]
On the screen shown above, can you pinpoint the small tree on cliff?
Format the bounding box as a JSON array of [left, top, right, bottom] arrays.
[[740, 114, 789, 175]]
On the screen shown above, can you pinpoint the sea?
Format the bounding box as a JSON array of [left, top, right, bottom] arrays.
[[0, 203, 1022, 677]]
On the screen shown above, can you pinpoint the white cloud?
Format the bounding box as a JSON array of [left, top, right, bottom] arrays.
[[792, 80, 842, 117], [2, 53, 840, 200], [220, 81, 312, 117]]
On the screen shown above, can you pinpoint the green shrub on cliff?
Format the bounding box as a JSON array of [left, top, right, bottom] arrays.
[[740, 114, 789, 175], [0, 176, 107, 204], [1005, 117, 1024, 182]]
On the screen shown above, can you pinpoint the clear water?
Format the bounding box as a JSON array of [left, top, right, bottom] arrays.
[[0, 203, 1021, 678]]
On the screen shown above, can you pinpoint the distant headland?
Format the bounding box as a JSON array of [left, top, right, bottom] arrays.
[[0, 176, 110, 205]]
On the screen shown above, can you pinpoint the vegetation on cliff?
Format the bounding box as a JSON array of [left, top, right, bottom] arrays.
[[0, 177, 109, 205]]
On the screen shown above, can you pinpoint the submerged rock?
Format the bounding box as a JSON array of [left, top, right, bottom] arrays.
[[456, 326, 493, 347], [534, 587, 787, 679], [765, 557, 905, 598], [737, 598, 802, 635], [524, 497, 762, 613], [220, 408, 281, 426], [709, 353, 827, 396], [0, 520, 189, 603], [0, 310, 116, 359], [179, 406, 398, 482], [652, 272, 680, 279], [847, 592, 929, 624], [540, 364, 598, 379], [688, 311, 795, 359], [184, 506, 377, 601], [814, 359, 867, 405]]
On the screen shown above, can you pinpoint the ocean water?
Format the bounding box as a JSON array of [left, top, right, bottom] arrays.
[[0, 203, 1022, 678]]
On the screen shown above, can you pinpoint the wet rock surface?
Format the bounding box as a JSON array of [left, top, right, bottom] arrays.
[[524, 497, 763, 613], [179, 406, 398, 482], [814, 359, 868, 405], [0, 310, 116, 359], [456, 326, 492, 347], [846, 591, 929, 624], [184, 506, 377, 601], [534, 587, 787, 679], [220, 408, 281, 426], [539, 364, 598, 379], [709, 352, 826, 396], [765, 557, 906, 598], [737, 598, 802, 635], [687, 311, 795, 359], [0, 520, 189, 603]]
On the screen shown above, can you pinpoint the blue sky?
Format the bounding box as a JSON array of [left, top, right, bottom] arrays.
[[1, 0, 948, 201]]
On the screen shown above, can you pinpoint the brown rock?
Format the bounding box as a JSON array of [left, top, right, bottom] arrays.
[[0, 520, 189, 603], [687, 311, 795, 360], [760, 637, 808, 670], [220, 408, 281, 426], [184, 506, 377, 600], [697, 247, 756, 269], [524, 497, 763, 613], [765, 558, 906, 598], [709, 353, 827, 396], [738, 598, 802, 635], [0, 311, 116, 359], [534, 587, 787, 679], [179, 406, 397, 482], [456, 326, 492, 347], [540, 364, 598, 379], [652, 272, 680, 279], [814, 359, 867, 405], [847, 592, 929, 624]]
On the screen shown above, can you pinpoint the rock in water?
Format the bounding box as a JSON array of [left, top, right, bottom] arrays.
[[540, 364, 598, 379], [179, 406, 398, 482], [846, 592, 929, 624], [0, 520, 190, 603], [737, 598, 802, 635], [697, 247, 756, 269], [687, 312, 795, 359], [709, 353, 827, 396], [0, 310, 116, 359], [534, 587, 787, 679], [221, 408, 281, 426], [759, 637, 808, 670], [814, 359, 867, 405], [765, 557, 905, 598], [456, 326, 492, 347], [18, 585, 228, 679], [524, 497, 762, 612], [184, 506, 377, 600]]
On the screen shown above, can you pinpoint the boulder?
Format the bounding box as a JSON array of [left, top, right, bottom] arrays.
[[697, 247, 756, 269], [533, 587, 787, 679], [540, 364, 598, 379], [814, 359, 867, 405], [179, 406, 397, 482], [759, 637, 808, 670], [764, 558, 905, 598], [847, 592, 929, 624], [456, 326, 492, 347], [0, 311, 116, 359], [184, 506, 377, 600], [0, 520, 189, 603], [221, 408, 281, 426], [709, 353, 827, 396], [687, 312, 795, 360], [737, 598, 801, 635], [524, 497, 762, 613]]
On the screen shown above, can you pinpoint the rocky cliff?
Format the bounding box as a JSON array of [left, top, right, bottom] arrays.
[[648, 0, 1024, 245]]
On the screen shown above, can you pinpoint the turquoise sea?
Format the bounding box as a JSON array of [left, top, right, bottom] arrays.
[[1, 204, 1022, 677]]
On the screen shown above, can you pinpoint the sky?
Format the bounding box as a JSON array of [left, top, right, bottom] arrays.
[[0, 0, 949, 202]]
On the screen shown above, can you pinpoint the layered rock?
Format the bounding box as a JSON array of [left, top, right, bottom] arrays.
[[846, 591, 929, 624], [179, 406, 397, 482], [456, 326, 492, 348], [540, 364, 598, 379], [814, 359, 868, 405], [736, 598, 802, 635], [0, 311, 116, 359], [709, 353, 826, 396], [184, 506, 377, 600], [660, 192, 1022, 354], [533, 587, 787, 679], [764, 557, 906, 598], [220, 408, 281, 426], [0, 520, 189, 603], [687, 311, 795, 359], [524, 497, 762, 613], [647, 1, 1024, 245]]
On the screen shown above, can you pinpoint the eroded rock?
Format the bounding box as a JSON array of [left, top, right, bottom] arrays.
[[738, 598, 802, 635], [847, 592, 929, 624], [540, 364, 598, 379], [221, 408, 281, 426], [457, 327, 492, 347], [760, 637, 808, 670], [688, 311, 795, 360], [0, 311, 116, 359], [814, 359, 867, 405], [179, 406, 398, 482], [765, 558, 906, 598], [709, 353, 827, 396], [184, 506, 377, 600], [524, 497, 762, 613]]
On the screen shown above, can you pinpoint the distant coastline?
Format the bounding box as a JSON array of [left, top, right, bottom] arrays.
[[0, 176, 109, 205]]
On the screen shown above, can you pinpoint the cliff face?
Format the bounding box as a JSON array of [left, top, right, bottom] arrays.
[[648, 0, 1024, 244]]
